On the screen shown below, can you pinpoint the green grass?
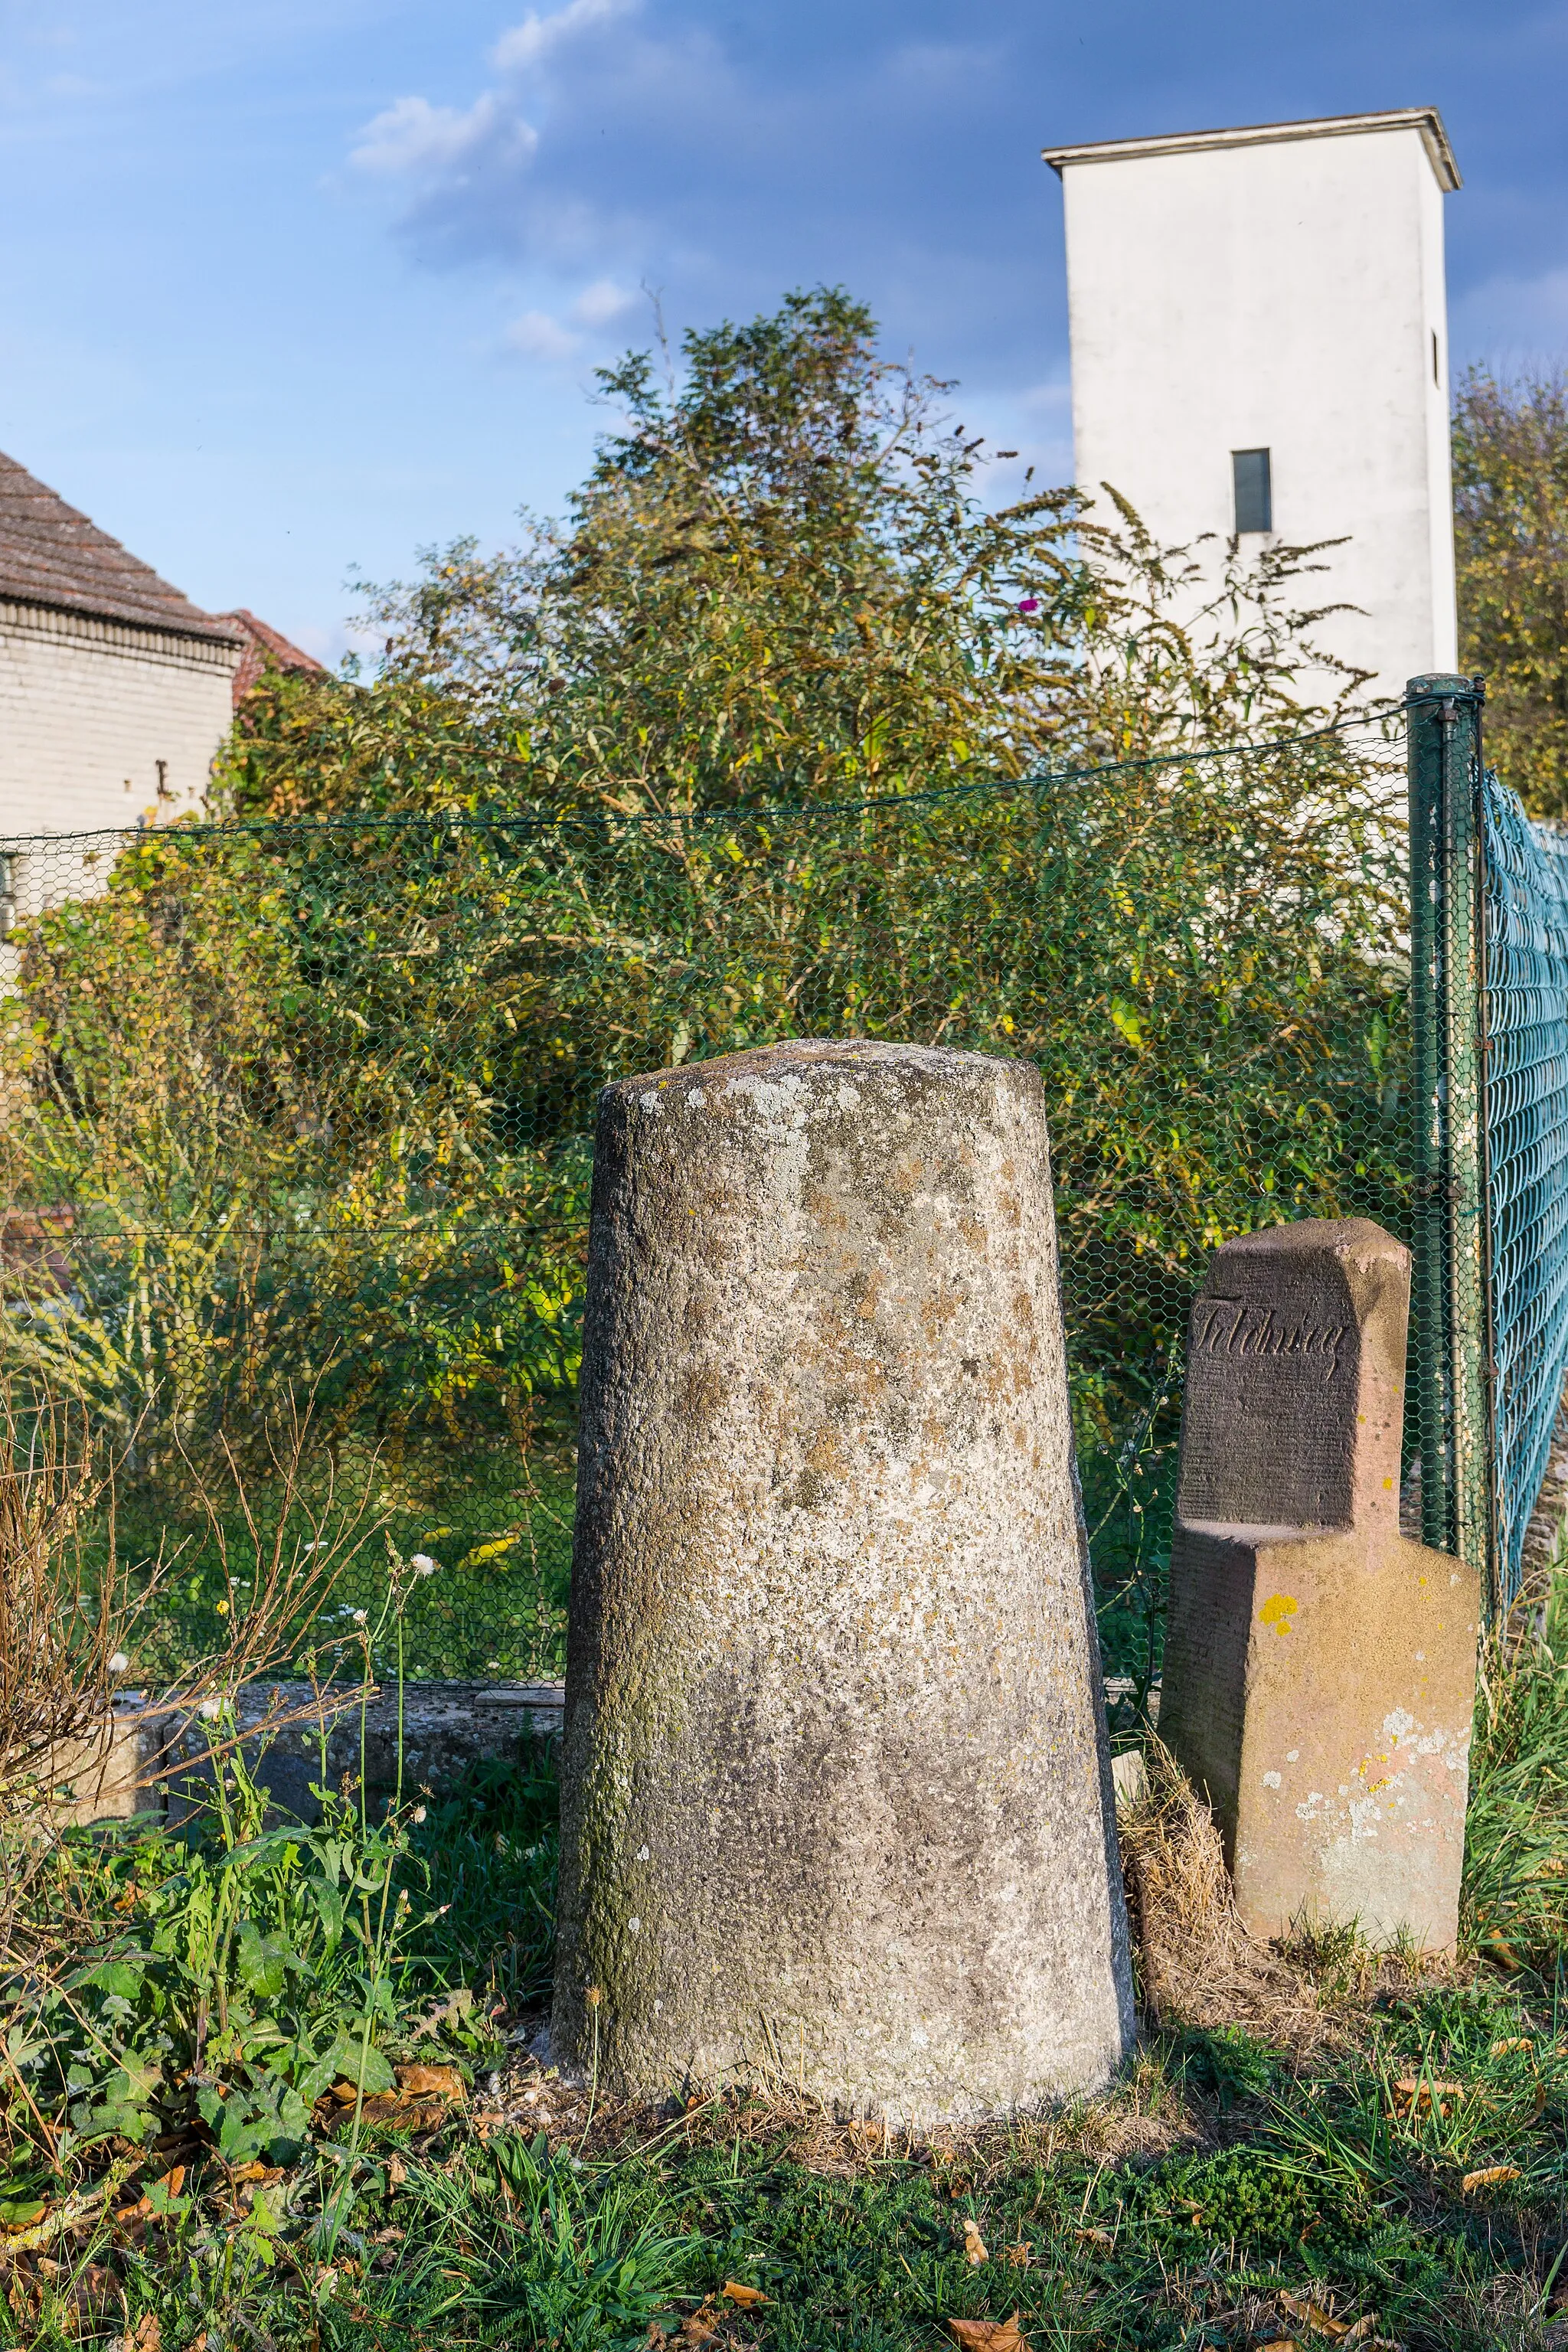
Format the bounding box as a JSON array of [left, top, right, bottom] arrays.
[[114, 1413, 577, 1688], [10, 1765, 1568, 2348], [10, 1977, 1568, 2348], [9, 1557, 1568, 2348]]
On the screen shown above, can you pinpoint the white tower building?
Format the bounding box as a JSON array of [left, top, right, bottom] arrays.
[[1042, 109, 1461, 701]]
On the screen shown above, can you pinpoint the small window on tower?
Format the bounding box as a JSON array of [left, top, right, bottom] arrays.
[[1233, 447, 1272, 534]]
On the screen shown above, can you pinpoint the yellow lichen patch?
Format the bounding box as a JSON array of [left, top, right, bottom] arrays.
[[1259, 1593, 1298, 1636]]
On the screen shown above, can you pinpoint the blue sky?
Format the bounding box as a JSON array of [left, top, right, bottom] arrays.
[[1, 0, 1564, 658]]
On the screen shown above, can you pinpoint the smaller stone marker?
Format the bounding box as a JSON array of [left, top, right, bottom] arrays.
[[553, 1039, 1134, 2126], [1159, 1219, 1479, 1951]]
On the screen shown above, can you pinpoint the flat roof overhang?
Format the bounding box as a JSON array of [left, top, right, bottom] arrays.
[[1042, 107, 1460, 194]]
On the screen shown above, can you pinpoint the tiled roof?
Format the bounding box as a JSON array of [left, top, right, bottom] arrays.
[[216, 609, 328, 707], [0, 449, 242, 645]]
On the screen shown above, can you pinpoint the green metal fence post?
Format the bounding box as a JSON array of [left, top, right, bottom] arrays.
[[1408, 671, 1495, 1595]]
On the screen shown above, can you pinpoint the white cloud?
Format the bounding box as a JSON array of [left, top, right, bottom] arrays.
[[504, 308, 580, 361], [350, 0, 629, 193], [571, 276, 636, 327], [344, 5, 1070, 397], [499, 279, 640, 364], [492, 0, 637, 77], [349, 93, 534, 178]]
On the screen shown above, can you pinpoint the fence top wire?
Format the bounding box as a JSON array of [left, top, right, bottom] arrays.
[[0, 710, 1410, 1280], [0, 698, 1406, 851]]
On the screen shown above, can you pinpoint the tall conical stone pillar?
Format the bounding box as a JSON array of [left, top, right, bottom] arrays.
[[552, 1039, 1132, 2126]]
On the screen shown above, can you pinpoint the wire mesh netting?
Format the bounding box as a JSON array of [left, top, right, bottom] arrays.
[[0, 714, 1428, 1681], [1480, 774, 1568, 1602]]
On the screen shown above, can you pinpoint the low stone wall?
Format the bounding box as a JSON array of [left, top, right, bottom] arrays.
[[52, 1680, 567, 1830], [57, 1671, 1155, 1831]]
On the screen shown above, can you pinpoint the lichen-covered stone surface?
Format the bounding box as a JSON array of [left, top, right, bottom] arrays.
[[553, 1039, 1132, 2126], [1161, 1219, 1481, 1951]]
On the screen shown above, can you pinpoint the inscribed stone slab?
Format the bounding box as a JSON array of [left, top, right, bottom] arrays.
[[1160, 1219, 1479, 1949]]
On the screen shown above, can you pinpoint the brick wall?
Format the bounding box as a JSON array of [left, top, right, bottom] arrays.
[[0, 599, 238, 847]]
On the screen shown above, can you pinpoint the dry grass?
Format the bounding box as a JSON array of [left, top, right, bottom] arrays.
[[0, 1395, 122, 1835], [442, 2032, 1208, 2196], [0, 1386, 376, 1952], [1119, 1739, 1368, 2053]]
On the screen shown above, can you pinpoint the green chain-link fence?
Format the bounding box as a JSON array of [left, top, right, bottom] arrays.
[[1409, 675, 1568, 1619]]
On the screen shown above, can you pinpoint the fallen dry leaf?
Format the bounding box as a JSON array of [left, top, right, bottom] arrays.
[[1276, 2292, 1383, 2342], [1257, 2341, 1299, 2352], [133, 2317, 162, 2350], [1390, 2077, 1465, 2118], [397, 2063, 466, 2102], [1073, 2226, 1112, 2249], [387, 2157, 408, 2187], [325, 2084, 458, 2133], [113, 2164, 188, 2228], [1279, 2290, 1349, 2336], [1462, 2163, 1521, 2194], [678, 2308, 720, 2346], [949, 2315, 1028, 2352], [962, 2216, 988, 2265], [1491, 2037, 1533, 2056], [1003, 2242, 1032, 2267], [721, 2282, 766, 2306], [66, 2262, 123, 2320]]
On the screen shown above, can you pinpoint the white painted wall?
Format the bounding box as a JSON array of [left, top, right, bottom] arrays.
[[0, 601, 237, 910], [1046, 112, 1460, 701]]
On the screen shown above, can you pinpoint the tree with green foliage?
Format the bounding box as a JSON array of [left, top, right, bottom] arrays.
[[1, 292, 1403, 1551], [223, 287, 1368, 820], [1454, 364, 1568, 816]]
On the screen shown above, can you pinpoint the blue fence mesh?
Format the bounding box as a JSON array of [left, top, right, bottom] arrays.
[[1481, 775, 1568, 1602]]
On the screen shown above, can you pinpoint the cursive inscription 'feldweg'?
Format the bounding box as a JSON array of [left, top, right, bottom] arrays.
[[1191, 1300, 1345, 1383]]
